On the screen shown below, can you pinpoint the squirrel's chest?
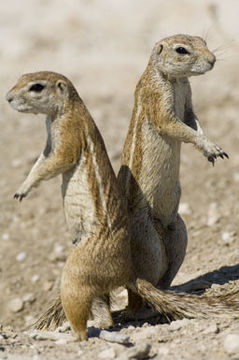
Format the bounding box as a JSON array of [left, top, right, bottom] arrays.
[[61, 155, 97, 242], [173, 81, 187, 119]]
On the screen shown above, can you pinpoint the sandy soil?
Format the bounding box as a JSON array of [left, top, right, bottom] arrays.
[[0, 0, 239, 359]]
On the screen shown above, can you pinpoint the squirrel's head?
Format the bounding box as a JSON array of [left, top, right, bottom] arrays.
[[6, 71, 77, 115], [151, 34, 216, 78]]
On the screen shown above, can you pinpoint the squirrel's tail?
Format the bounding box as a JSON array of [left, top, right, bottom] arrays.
[[34, 280, 239, 330], [34, 295, 66, 330], [130, 278, 239, 321]]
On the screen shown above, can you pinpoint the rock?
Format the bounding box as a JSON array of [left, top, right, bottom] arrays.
[[54, 244, 64, 254], [221, 231, 236, 245], [207, 202, 220, 226], [224, 333, 239, 354], [202, 323, 219, 334], [233, 172, 239, 182], [16, 251, 27, 262], [56, 322, 71, 333], [11, 159, 22, 168], [169, 319, 190, 331], [98, 347, 116, 359], [8, 298, 24, 313], [31, 274, 40, 283], [99, 330, 130, 344], [23, 293, 36, 304], [126, 343, 151, 359], [50, 246, 66, 262], [43, 281, 53, 291], [24, 315, 35, 326], [2, 233, 9, 241]]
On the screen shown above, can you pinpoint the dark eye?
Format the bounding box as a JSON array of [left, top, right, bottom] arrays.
[[29, 83, 45, 92], [176, 47, 189, 55]]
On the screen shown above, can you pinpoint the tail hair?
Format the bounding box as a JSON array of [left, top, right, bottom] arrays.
[[34, 280, 239, 330], [133, 278, 239, 321], [34, 295, 66, 330]]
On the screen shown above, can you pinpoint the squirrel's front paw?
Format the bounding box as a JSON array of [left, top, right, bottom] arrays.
[[14, 192, 27, 201], [14, 184, 30, 201], [204, 142, 229, 166]]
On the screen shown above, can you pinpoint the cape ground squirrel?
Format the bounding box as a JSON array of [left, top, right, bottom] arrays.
[[117, 33, 229, 310], [7, 68, 237, 340]]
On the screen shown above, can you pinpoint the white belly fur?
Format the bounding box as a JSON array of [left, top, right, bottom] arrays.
[[62, 153, 97, 242], [140, 119, 181, 227]]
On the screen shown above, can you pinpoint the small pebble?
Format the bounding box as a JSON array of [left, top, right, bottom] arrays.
[[169, 319, 189, 331], [126, 343, 151, 359], [54, 244, 64, 254], [0, 180, 6, 187], [16, 251, 26, 262], [99, 330, 130, 344], [233, 172, 239, 182], [224, 333, 239, 354], [207, 202, 220, 226], [202, 323, 219, 335], [221, 231, 236, 245], [24, 315, 35, 325], [11, 159, 22, 168], [31, 274, 40, 283], [43, 281, 53, 291], [2, 233, 9, 241], [8, 298, 24, 313], [23, 293, 35, 304]]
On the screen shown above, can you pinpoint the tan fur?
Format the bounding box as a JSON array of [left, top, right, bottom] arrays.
[[118, 34, 228, 308], [7, 63, 236, 340], [6, 71, 132, 340]]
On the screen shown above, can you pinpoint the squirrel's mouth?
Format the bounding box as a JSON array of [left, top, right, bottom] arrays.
[[8, 100, 36, 113]]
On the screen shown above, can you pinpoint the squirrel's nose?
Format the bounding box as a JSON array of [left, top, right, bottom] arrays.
[[6, 92, 14, 103], [208, 54, 216, 68]]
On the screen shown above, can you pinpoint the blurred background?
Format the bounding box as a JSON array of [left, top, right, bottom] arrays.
[[0, 0, 238, 331]]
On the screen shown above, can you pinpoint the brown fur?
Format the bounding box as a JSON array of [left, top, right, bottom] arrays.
[[118, 34, 228, 309], [6, 71, 132, 340], [6, 57, 236, 341]]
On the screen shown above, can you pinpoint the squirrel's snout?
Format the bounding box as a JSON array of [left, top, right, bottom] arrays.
[[6, 91, 14, 103], [208, 54, 216, 68]]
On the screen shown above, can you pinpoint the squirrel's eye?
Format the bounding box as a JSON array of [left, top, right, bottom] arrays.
[[29, 83, 45, 92], [176, 47, 189, 55]]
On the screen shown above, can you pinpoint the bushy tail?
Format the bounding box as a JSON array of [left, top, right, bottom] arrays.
[[34, 280, 239, 330], [132, 279, 239, 321], [34, 295, 66, 330]]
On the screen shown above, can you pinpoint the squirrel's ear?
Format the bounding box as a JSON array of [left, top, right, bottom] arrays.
[[157, 44, 163, 55], [56, 80, 68, 97]]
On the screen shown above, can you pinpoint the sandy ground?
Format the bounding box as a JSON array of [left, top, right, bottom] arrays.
[[0, 0, 239, 359]]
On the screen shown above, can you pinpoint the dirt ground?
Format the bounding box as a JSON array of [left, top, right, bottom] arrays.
[[0, 1, 239, 359]]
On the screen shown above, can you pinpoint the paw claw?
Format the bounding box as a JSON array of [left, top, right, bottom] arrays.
[[206, 144, 229, 165], [14, 193, 25, 201], [207, 156, 215, 166]]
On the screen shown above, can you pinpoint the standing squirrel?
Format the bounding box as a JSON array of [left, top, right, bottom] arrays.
[[7, 68, 237, 341], [117, 33, 229, 311]]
